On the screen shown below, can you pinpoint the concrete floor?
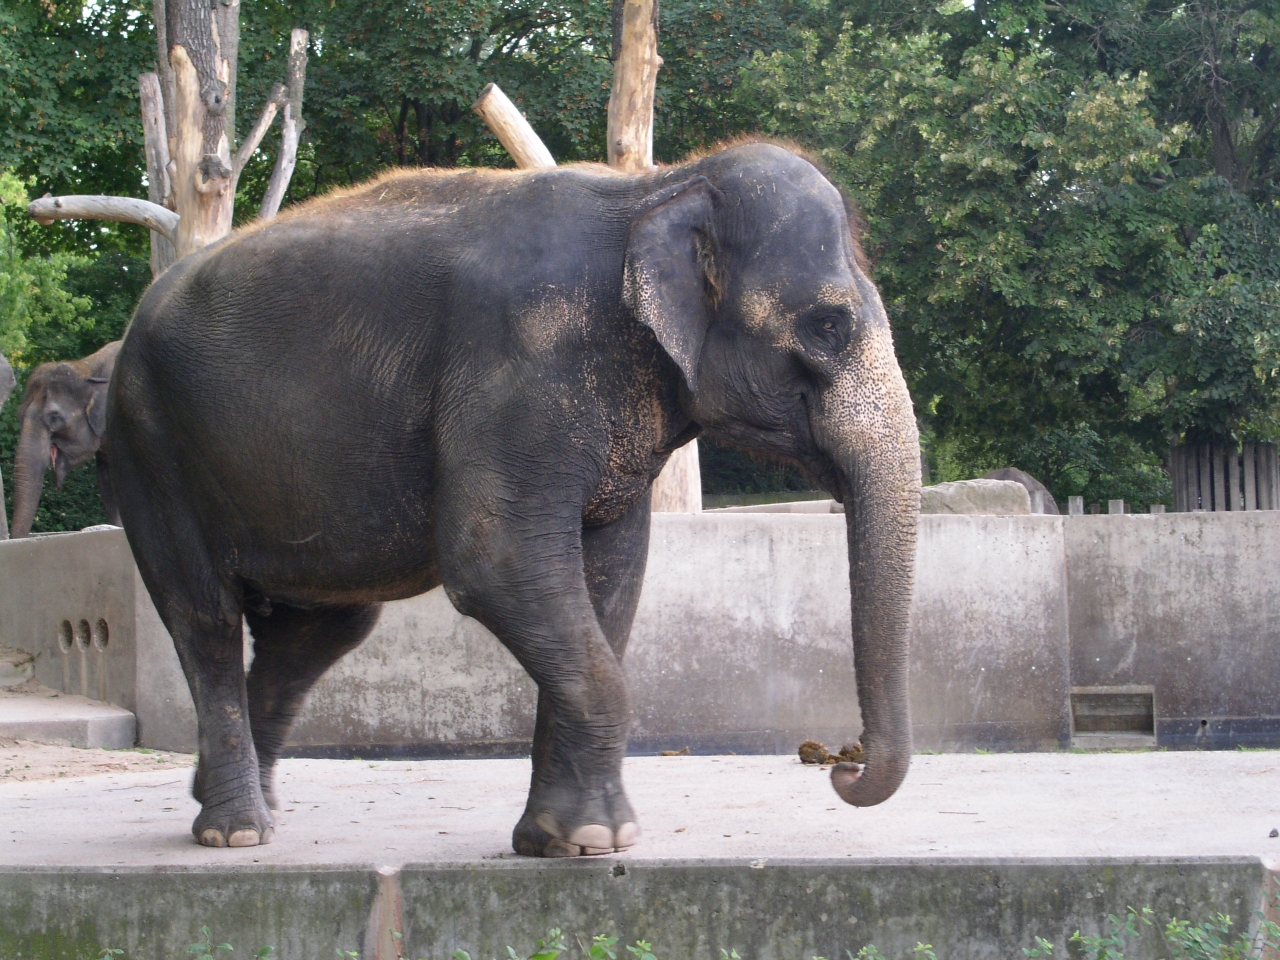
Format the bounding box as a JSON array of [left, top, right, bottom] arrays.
[[4, 749, 1278, 866]]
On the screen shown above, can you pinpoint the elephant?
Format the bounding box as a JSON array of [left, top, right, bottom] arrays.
[[9, 341, 122, 539], [1, 351, 14, 539], [108, 140, 921, 853], [982, 467, 1059, 515]]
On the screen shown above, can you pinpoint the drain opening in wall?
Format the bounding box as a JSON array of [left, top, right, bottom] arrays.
[[1070, 687, 1155, 735]]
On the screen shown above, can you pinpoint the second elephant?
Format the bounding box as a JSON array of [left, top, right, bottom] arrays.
[[9, 340, 122, 538]]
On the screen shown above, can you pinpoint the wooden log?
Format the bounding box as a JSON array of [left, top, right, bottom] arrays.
[[259, 29, 308, 220], [1211, 442, 1226, 511], [27, 195, 180, 245], [607, 0, 662, 172], [1262, 443, 1279, 510], [1197, 443, 1210, 510], [152, 0, 176, 137], [139, 72, 177, 278], [651, 441, 701, 513], [1171, 446, 1185, 512], [1227, 444, 1241, 511], [1244, 442, 1257, 511], [472, 84, 556, 170]]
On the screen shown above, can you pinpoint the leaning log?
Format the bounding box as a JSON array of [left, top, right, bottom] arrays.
[[259, 29, 309, 220], [472, 84, 556, 170]]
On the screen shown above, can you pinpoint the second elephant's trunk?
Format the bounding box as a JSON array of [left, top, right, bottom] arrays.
[[9, 412, 50, 539]]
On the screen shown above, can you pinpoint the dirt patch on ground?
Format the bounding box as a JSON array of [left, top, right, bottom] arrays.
[[0, 737, 194, 784]]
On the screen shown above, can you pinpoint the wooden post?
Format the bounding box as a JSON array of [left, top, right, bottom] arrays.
[[606, 0, 700, 513], [607, 0, 662, 171], [1244, 443, 1257, 510], [472, 84, 556, 170], [1211, 443, 1226, 511], [1223, 448, 1233, 514]]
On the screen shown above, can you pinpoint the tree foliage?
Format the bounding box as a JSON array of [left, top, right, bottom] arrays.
[[742, 0, 1280, 503]]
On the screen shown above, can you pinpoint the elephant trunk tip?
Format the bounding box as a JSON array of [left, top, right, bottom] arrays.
[[829, 738, 911, 807]]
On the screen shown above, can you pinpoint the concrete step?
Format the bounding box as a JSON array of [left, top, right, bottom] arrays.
[[0, 682, 135, 748]]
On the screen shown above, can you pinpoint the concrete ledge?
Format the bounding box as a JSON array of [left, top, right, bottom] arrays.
[[0, 858, 1269, 960], [0, 688, 135, 748]]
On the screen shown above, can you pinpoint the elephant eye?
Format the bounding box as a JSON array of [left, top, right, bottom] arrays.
[[799, 310, 852, 354]]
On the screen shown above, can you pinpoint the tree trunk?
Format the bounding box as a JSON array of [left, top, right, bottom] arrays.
[[139, 72, 177, 278], [607, 0, 662, 172], [167, 0, 236, 258], [605, 0, 700, 512]]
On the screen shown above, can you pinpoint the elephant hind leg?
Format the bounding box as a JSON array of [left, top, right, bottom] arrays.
[[244, 601, 382, 808]]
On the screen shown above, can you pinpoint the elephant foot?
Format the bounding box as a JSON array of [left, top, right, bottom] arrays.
[[191, 786, 275, 848], [196, 758, 280, 813], [513, 810, 640, 857]]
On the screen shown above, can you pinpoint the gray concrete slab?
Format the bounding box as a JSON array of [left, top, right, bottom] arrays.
[[4, 751, 1277, 866], [0, 685, 135, 748], [3, 753, 1279, 960]]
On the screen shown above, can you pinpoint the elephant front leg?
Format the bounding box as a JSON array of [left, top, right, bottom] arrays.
[[512, 495, 651, 857], [442, 520, 638, 857]]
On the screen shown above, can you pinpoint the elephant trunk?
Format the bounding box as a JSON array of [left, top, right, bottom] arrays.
[[819, 304, 920, 807], [9, 412, 50, 539]]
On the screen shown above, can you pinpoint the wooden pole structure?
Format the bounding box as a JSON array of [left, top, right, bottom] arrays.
[[607, 0, 700, 513], [27, 2, 309, 271], [472, 84, 556, 170]]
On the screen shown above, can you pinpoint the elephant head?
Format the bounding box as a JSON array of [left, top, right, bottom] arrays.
[[9, 340, 121, 539], [625, 143, 920, 806]]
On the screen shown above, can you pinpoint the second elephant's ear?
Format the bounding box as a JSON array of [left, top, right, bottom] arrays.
[[85, 377, 109, 437], [623, 176, 724, 393]]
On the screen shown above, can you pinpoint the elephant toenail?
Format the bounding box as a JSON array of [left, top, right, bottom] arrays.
[[199, 829, 228, 848], [614, 822, 641, 849], [568, 823, 613, 850], [227, 829, 261, 847]]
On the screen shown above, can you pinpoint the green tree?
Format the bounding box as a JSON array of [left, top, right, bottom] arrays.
[[743, 1, 1280, 504]]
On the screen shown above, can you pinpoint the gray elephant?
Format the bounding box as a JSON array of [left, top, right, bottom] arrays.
[[9, 340, 122, 538], [1, 351, 14, 539], [109, 141, 921, 853], [982, 467, 1059, 514]]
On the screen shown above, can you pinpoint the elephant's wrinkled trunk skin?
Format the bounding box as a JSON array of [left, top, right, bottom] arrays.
[[819, 290, 920, 807], [9, 415, 50, 540]]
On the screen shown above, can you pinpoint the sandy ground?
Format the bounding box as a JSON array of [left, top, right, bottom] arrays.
[[0, 736, 194, 784]]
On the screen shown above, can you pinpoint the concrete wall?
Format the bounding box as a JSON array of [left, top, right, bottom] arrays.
[[2, 511, 1277, 755], [0, 857, 1272, 960], [1067, 513, 1280, 748]]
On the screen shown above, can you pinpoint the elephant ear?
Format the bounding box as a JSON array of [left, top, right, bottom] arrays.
[[85, 377, 109, 437], [623, 176, 724, 393]]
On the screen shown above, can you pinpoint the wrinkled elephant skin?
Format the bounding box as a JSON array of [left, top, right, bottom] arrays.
[[109, 142, 920, 854]]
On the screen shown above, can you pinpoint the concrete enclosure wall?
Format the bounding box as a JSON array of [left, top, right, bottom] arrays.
[[1, 512, 1277, 754]]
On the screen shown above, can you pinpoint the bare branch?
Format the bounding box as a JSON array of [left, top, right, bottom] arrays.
[[28, 195, 180, 245], [258, 29, 309, 220], [472, 83, 556, 170], [231, 82, 285, 184]]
